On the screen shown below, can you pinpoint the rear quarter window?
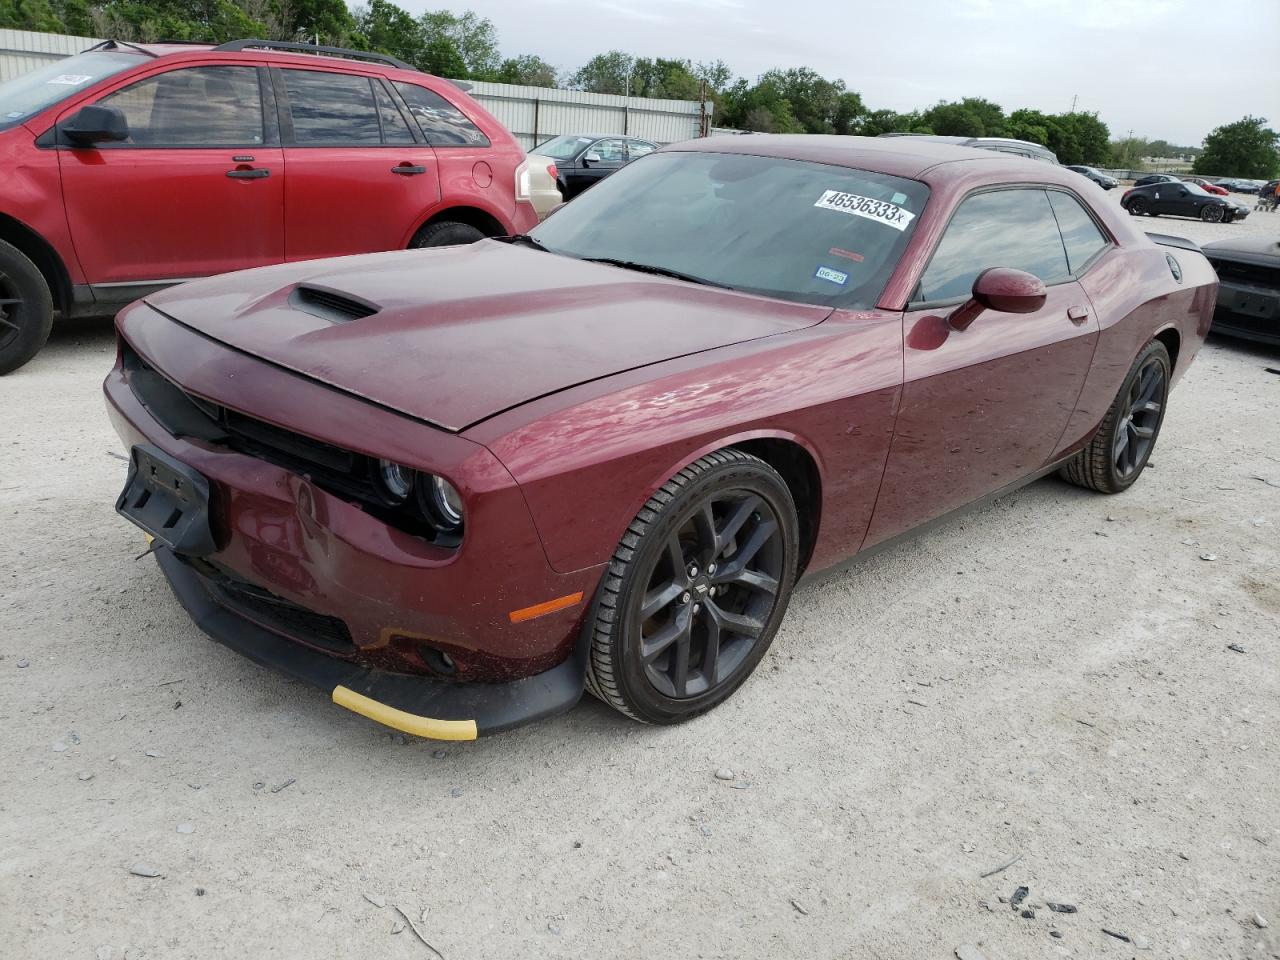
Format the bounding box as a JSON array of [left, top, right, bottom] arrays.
[[394, 82, 489, 147], [1047, 191, 1110, 274]]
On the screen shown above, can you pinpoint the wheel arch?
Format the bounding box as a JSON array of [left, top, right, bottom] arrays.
[[1153, 325, 1181, 373], [407, 204, 508, 246], [617, 430, 826, 578], [0, 213, 71, 313]]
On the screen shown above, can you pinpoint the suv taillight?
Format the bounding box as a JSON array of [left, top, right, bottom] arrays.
[[514, 159, 532, 202], [546, 162, 558, 180]]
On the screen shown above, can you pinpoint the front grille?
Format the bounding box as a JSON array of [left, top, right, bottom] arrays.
[[123, 342, 381, 503], [187, 557, 355, 656], [121, 342, 458, 543]]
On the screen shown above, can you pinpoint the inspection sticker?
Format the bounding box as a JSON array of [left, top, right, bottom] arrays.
[[814, 190, 915, 231], [48, 74, 92, 85], [814, 265, 848, 286]]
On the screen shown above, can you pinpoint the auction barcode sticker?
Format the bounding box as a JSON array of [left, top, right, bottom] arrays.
[[814, 190, 915, 231]]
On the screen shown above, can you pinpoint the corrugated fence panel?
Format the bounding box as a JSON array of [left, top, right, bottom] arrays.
[[0, 28, 103, 81], [0, 32, 713, 148], [465, 80, 709, 149]]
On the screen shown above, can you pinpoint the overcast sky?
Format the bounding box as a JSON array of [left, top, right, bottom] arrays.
[[403, 0, 1280, 146]]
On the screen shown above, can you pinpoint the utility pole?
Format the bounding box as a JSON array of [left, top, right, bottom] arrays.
[[1070, 94, 1077, 114]]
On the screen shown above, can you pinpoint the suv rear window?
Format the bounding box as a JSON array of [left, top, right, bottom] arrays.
[[394, 82, 489, 147]]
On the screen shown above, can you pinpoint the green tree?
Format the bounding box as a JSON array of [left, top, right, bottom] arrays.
[[0, 0, 66, 31], [284, 0, 358, 43], [571, 50, 633, 95], [1059, 111, 1109, 165], [420, 9, 498, 78], [919, 101, 974, 137], [1194, 116, 1280, 178], [353, 0, 424, 69], [495, 53, 557, 87]]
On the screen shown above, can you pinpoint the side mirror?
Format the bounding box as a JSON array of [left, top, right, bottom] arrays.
[[582, 151, 601, 165], [61, 105, 129, 146], [947, 267, 1047, 332]]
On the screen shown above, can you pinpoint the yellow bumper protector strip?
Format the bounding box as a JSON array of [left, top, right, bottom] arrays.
[[332, 686, 478, 741]]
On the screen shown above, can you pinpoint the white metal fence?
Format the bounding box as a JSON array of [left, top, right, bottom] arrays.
[[0, 29, 710, 148]]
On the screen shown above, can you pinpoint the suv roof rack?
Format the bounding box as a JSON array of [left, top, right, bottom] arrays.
[[211, 39, 416, 71]]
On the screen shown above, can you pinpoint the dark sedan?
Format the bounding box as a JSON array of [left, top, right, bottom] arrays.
[[1203, 237, 1280, 346], [531, 133, 658, 199], [1133, 174, 1182, 187], [1121, 181, 1250, 222], [1066, 165, 1119, 189], [105, 136, 1213, 739]]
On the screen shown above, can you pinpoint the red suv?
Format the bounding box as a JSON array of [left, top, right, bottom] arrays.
[[0, 39, 539, 374]]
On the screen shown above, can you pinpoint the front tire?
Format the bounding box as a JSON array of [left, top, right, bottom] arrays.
[[0, 239, 54, 376], [410, 221, 487, 248], [1059, 340, 1170, 494], [1200, 204, 1224, 223], [585, 449, 799, 725]]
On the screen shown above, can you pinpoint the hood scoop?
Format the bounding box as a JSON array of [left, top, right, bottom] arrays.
[[289, 285, 379, 324]]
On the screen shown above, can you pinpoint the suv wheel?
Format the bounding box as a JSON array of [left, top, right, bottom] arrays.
[[410, 221, 487, 248], [0, 239, 54, 376]]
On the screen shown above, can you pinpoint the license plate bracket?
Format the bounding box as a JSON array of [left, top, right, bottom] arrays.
[[115, 444, 216, 556]]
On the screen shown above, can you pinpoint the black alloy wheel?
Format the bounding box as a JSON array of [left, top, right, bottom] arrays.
[[585, 449, 799, 724], [1060, 339, 1170, 494], [0, 239, 55, 376], [1127, 196, 1149, 215], [1112, 354, 1166, 480], [1200, 204, 1224, 223]]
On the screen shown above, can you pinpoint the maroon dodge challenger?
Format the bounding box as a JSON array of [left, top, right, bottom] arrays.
[[105, 136, 1215, 740]]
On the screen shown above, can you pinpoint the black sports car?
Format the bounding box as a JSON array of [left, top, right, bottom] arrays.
[[1121, 181, 1250, 223], [1203, 237, 1280, 346], [1066, 164, 1119, 189], [1133, 173, 1181, 187]]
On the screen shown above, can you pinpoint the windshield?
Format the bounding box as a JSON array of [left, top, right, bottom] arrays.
[[531, 151, 929, 309], [532, 134, 596, 160], [0, 51, 142, 131], [1182, 182, 1210, 196]]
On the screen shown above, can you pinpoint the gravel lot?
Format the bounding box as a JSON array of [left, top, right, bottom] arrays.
[[1, 199, 1277, 960]]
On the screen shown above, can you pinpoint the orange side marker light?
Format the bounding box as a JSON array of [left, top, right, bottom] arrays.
[[508, 591, 584, 623]]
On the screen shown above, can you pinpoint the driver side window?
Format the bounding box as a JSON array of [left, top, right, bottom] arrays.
[[918, 188, 1070, 302], [97, 66, 265, 147]]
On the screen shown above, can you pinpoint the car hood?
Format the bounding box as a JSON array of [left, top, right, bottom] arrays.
[[143, 242, 831, 432], [1203, 236, 1280, 265]]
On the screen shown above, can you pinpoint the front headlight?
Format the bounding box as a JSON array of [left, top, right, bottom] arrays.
[[372, 461, 464, 541], [377, 459, 415, 502], [427, 475, 464, 529]]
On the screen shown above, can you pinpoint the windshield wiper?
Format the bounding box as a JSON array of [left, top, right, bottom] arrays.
[[579, 257, 729, 289], [494, 233, 550, 251]]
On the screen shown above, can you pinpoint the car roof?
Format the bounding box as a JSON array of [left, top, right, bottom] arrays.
[[546, 133, 654, 142], [96, 40, 418, 76], [669, 134, 1077, 186]]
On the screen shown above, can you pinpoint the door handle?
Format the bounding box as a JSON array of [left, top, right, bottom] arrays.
[[1067, 305, 1090, 323], [226, 168, 270, 179], [392, 164, 427, 176]]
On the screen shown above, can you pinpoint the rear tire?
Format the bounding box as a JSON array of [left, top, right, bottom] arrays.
[[584, 449, 799, 725], [1059, 340, 1170, 494], [1126, 197, 1149, 216], [0, 239, 54, 376], [409, 221, 486, 248]]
